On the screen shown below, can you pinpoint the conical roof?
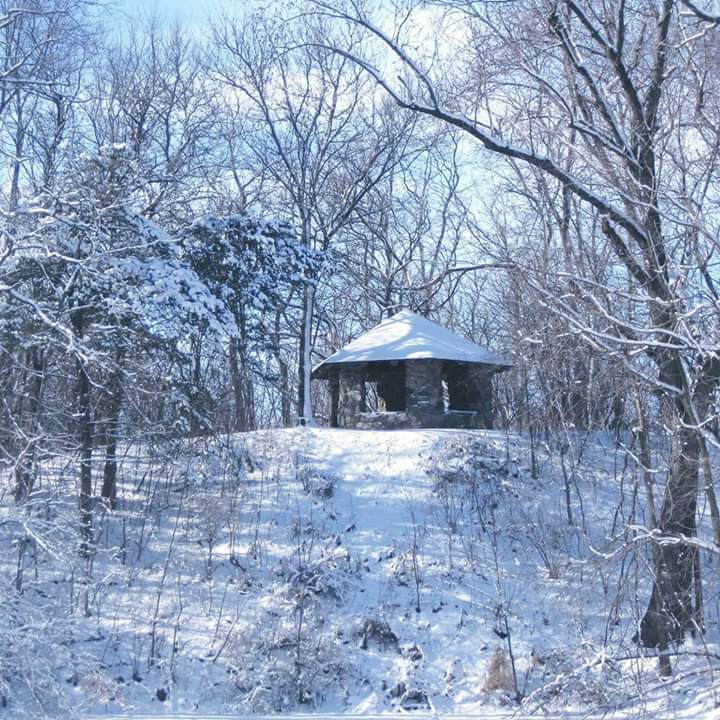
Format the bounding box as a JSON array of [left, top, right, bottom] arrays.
[[313, 310, 512, 377]]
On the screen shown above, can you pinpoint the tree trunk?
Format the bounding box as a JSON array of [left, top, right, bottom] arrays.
[[14, 347, 44, 502], [638, 421, 701, 649], [636, 329, 717, 652], [101, 367, 122, 510], [9, 95, 24, 212], [297, 283, 315, 425], [699, 435, 720, 553], [278, 354, 292, 427], [190, 335, 203, 436], [77, 356, 94, 556], [270, 306, 293, 427], [229, 335, 255, 432], [634, 393, 658, 530]]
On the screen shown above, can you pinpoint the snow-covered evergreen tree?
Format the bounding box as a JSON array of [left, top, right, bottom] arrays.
[[6, 144, 227, 537], [182, 213, 321, 430]]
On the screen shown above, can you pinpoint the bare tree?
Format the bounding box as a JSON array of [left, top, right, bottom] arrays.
[[0, 0, 93, 500], [214, 11, 416, 423], [335, 129, 471, 321], [313, 0, 720, 661], [84, 18, 220, 225]]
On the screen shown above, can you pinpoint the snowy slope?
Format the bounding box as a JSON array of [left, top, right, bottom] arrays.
[[1, 428, 718, 719]]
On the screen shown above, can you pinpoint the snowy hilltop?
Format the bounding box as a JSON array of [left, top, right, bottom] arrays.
[[1, 428, 717, 718]]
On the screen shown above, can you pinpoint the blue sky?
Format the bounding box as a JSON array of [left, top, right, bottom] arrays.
[[118, 0, 233, 30]]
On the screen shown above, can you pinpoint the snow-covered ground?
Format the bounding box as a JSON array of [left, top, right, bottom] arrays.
[[1, 428, 718, 718]]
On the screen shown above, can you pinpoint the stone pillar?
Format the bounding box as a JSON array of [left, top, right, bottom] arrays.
[[405, 360, 444, 425], [338, 365, 364, 427], [329, 371, 340, 427]]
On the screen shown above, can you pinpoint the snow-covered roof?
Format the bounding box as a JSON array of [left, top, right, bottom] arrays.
[[313, 310, 512, 376]]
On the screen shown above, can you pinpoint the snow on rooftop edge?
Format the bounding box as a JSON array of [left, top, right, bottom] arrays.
[[313, 310, 512, 371]]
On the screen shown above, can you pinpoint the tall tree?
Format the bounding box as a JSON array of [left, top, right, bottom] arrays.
[[315, 0, 720, 658], [182, 213, 320, 431], [0, 0, 93, 502], [214, 11, 416, 423], [12, 145, 227, 541], [84, 19, 220, 226]]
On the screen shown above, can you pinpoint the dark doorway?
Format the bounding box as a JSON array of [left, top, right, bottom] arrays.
[[374, 363, 406, 411], [444, 363, 472, 411]]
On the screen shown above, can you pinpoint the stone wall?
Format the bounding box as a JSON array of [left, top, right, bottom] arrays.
[[355, 411, 416, 430], [405, 359, 444, 422], [338, 365, 364, 427], [331, 360, 496, 429]]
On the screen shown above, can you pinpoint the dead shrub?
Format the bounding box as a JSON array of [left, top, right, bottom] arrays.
[[295, 464, 337, 498], [482, 647, 513, 692], [356, 617, 399, 651]]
